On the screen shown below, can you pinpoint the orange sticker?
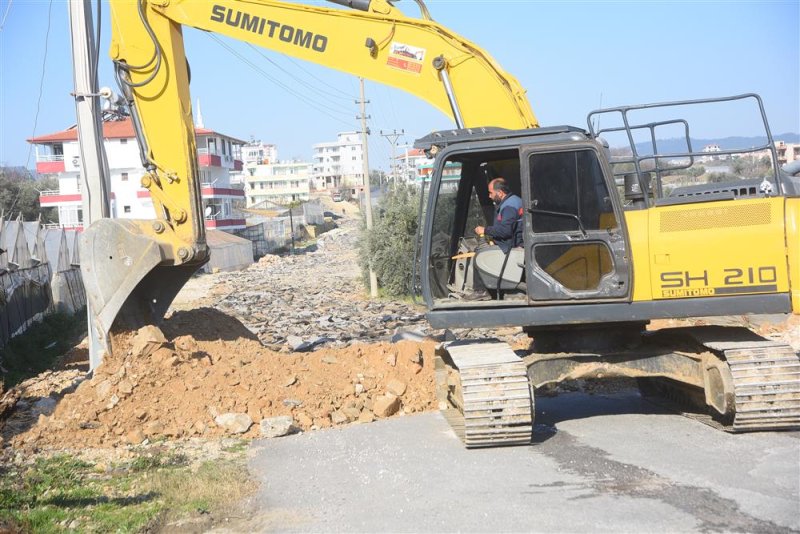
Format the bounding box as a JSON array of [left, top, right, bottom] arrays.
[[386, 42, 425, 74]]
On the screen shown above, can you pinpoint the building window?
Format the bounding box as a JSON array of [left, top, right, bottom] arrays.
[[120, 138, 128, 145], [123, 205, 131, 214], [121, 172, 128, 181]]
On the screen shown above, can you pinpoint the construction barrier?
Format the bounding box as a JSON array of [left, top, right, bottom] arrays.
[[0, 219, 86, 348]]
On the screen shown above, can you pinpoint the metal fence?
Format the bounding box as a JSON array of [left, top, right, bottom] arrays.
[[233, 219, 289, 258], [0, 219, 85, 348]]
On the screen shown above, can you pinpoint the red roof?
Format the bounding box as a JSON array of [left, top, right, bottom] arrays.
[[27, 118, 245, 144], [394, 148, 428, 159]]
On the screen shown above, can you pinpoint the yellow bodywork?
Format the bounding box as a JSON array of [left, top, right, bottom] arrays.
[[785, 198, 800, 313], [625, 197, 795, 311]]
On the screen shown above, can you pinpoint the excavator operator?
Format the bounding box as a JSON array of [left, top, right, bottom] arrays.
[[474, 177, 523, 252], [469, 178, 526, 299]]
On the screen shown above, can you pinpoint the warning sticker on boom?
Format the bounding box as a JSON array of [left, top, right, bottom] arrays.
[[387, 42, 425, 74]]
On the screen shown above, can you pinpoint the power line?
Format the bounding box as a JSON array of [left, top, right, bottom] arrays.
[[246, 44, 354, 102], [285, 55, 357, 100], [207, 34, 354, 127], [0, 0, 12, 32], [24, 0, 54, 173]]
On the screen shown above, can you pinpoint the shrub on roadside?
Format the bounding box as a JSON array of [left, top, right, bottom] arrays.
[[358, 185, 420, 297]]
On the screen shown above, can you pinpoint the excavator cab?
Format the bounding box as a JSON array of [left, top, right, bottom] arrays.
[[416, 94, 799, 334], [416, 126, 632, 320]]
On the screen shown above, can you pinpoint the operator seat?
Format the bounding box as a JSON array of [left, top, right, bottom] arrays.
[[474, 245, 525, 291]]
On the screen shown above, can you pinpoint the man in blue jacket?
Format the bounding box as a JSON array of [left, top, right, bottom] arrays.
[[459, 177, 526, 299], [475, 177, 523, 253]]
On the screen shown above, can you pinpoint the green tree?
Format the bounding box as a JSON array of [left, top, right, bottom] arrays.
[[0, 168, 59, 222], [358, 184, 419, 297], [369, 169, 385, 187]]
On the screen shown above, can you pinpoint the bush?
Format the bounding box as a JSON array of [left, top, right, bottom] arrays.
[[358, 185, 420, 297]]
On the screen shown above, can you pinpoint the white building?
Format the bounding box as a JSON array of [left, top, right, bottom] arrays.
[[29, 117, 247, 231], [241, 140, 278, 166], [231, 140, 277, 188], [311, 132, 365, 191], [701, 144, 723, 162], [394, 147, 432, 184], [245, 160, 312, 206]]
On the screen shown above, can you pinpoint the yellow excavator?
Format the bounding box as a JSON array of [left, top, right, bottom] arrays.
[[71, 0, 800, 448]]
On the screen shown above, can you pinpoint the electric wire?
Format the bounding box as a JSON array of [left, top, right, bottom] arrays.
[[284, 55, 356, 100], [245, 44, 354, 102], [24, 0, 54, 172], [207, 34, 355, 127], [0, 0, 12, 32]]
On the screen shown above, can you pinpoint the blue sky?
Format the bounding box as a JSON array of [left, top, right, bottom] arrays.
[[1, 0, 798, 173]]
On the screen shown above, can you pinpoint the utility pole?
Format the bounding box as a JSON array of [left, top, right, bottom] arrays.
[[69, 0, 111, 370], [358, 78, 378, 298], [380, 129, 404, 187]]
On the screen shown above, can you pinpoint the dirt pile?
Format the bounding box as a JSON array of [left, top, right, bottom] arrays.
[[8, 308, 438, 451]]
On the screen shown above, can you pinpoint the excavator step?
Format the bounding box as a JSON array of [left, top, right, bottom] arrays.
[[436, 339, 534, 448]]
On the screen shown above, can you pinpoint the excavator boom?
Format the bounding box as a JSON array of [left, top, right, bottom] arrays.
[[79, 0, 538, 366]]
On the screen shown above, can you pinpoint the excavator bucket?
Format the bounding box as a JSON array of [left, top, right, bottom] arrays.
[[80, 219, 205, 368]]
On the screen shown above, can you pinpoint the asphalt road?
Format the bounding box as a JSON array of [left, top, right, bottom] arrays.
[[228, 391, 800, 533]]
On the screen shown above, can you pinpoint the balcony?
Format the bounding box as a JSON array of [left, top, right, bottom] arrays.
[[38, 189, 82, 205], [35, 154, 65, 174]]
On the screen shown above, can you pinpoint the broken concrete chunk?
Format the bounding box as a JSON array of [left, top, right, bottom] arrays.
[[144, 421, 164, 436], [214, 413, 253, 434], [295, 412, 313, 428], [131, 325, 167, 357], [126, 430, 145, 445], [287, 336, 306, 351], [372, 395, 400, 418], [341, 406, 361, 422], [385, 379, 407, 397], [330, 410, 348, 425], [260, 416, 294, 438], [283, 375, 298, 387], [95, 380, 113, 401], [357, 411, 375, 424], [117, 380, 134, 396]]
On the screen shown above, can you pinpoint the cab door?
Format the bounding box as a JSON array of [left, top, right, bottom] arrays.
[[521, 145, 631, 302]]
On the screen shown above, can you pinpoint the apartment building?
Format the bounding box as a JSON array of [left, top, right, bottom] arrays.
[[28, 118, 247, 231], [774, 140, 800, 166], [311, 132, 364, 191], [245, 160, 312, 206]]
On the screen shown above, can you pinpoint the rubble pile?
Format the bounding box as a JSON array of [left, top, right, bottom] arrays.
[[214, 218, 428, 351], [6, 310, 438, 451]]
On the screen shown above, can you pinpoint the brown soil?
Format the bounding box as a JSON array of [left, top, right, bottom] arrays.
[[4, 307, 797, 454], [8, 308, 437, 451]]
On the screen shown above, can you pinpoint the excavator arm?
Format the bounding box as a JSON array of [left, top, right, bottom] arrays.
[[80, 0, 538, 365]]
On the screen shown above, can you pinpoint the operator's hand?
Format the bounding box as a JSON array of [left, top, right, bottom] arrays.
[[475, 225, 485, 236]]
